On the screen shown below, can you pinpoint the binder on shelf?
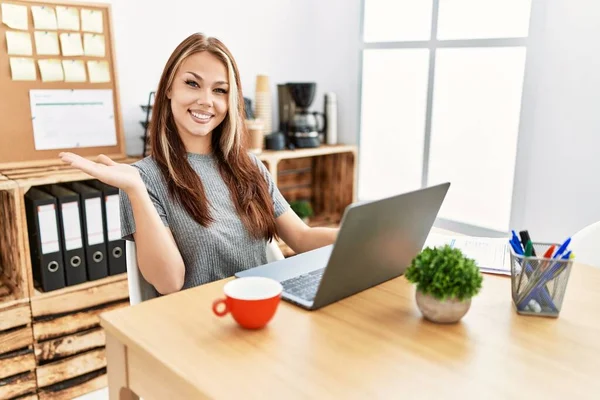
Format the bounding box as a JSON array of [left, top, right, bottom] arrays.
[[63, 182, 108, 281], [24, 188, 66, 292], [40, 184, 88, 286], [87, 180, 126, 275]]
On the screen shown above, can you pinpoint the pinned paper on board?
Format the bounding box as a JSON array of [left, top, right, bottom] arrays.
[[62, 60, 87, 82], [9, 57, 36, 81], [34, 31, 60, 55], [29, 89, 117, 150], [87, 60, 110, 83], [6, 31, 33, 55], [56, 6, 80, 31], [81, 9, 103, 33], [59, 32, 84, 56], [1, 3, 28, 30], [32, 6, 58, 30], [38, 59, 64, 82], [83, 33, 105, 57]]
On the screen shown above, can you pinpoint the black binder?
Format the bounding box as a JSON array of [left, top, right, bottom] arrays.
[[87, 180, 126, 275], [40, 185, 88, 286], [63, 182, 108, 281], [24, 188, 66, 292]]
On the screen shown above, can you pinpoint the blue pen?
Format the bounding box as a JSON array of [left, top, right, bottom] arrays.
[[511, 230, 524, 253], [553, 237, 571, 259]]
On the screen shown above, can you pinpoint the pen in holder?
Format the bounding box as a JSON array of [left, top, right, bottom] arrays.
[[510, 243, 574, 317]]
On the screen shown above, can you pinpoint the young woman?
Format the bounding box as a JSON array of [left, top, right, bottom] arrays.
[[59, 33, 338, 296]]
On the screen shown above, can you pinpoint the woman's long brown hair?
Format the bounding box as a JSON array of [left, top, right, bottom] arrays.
[[149, 33, 278, 241]]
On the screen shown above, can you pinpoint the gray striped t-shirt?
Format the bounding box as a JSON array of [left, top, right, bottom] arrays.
[[120, 152, 289, 293]]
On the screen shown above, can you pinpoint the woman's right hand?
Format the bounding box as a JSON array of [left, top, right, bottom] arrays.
[[59, 152, 144, 193]]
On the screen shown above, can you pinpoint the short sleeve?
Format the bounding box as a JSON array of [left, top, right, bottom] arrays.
[[120, 167, 169, 241], [250, 153, 289, 218]]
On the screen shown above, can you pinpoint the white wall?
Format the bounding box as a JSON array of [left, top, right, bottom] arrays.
[[83, 0, 361, 155], [511, 0, 600, 242]]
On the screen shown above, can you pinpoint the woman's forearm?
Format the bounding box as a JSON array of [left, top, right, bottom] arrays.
[[128, 187, 185, 294], [294, 227, 339, 254]]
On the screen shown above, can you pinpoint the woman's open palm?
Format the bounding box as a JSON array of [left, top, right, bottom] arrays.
[[59, 153, 143, 193]]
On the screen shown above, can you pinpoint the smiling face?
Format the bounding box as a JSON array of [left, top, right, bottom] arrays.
[[167, 51, 230, 152]]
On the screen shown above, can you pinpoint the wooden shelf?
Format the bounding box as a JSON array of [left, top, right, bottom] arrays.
[[0, 156, 141, 190], [31, 274, 128, 319], [258, 144, 357, 163], [33, 273, 127, 299]]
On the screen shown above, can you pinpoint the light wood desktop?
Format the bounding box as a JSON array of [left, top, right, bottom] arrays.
[[100, 255, 600, 399]]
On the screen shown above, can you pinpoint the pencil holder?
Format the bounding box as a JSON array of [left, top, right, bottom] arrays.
[[510, 243, 574, 317]]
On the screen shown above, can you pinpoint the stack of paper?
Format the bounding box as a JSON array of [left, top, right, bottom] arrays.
[[423, 233, 511, 275]]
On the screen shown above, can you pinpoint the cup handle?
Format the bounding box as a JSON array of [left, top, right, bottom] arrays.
[[212, 298, 229, 317]]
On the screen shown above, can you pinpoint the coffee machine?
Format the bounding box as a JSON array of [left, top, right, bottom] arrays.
[[278, 83, 324, 149]]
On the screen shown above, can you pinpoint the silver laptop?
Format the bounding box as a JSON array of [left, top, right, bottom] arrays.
[[236, 182, 450, 310]]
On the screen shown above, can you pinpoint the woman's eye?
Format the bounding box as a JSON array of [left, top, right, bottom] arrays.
[[215, 88, 228, 94], [185, 80, 199, 88]]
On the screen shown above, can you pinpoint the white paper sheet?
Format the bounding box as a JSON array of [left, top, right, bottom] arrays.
[[61, 202, 83, 250], [423, 233, 511, 275], [29, 89, 117, 150], [83, 33, 105, 57], [1, 3, 28, 30], [9, 57, 36, 81], [34, 31, 60, 55], [81, 8, 103, 33], [6, 31, 32, 55], [62, 60, 87, 82], [32, 6, 58, 30], [59, 32, 83, 56], [38, 204, 60, 254], [87, 60, 110, 83], [38, 59, 64, 82], [56, 6, 80, 30]]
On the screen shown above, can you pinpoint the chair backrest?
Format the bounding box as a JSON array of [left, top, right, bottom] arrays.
[[126, 239, 286, 305], [266, 239, 285, 262], [570, 221, 600, 269], [126, 240, 157, 305]]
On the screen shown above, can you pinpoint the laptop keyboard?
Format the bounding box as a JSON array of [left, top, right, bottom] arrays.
[[281, 268, 325, 301]]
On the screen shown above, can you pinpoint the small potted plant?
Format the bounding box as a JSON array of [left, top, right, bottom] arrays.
[[289, 200, 314, 223], [405, 245, 483, 323]]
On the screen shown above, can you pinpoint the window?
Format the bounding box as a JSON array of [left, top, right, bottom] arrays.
[[359, 0, 532, 232]]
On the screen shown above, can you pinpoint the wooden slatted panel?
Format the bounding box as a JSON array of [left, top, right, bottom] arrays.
[[31, 277, 128, 318], [38, 369, 106, 400], [0, 303, 31, 332], [0, 349, 36, 380], [35, 328, 105, 363], [33, 300, 128, 341], [36, 349, 106, 388], [0, 371, 37, 399], [0, 326, 34, 354]]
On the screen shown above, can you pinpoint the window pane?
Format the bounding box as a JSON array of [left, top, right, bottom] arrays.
[[427, 47, 527, 231], [363, 0, 433, 42], [437, 0, 531, 40], [359, 49, 430, 200]]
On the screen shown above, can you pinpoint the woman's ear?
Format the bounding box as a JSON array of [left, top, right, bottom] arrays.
[[166, 88, 172, 99]]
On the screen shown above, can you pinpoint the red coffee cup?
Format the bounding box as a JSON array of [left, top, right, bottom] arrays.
[[212, 277, 283, 329]]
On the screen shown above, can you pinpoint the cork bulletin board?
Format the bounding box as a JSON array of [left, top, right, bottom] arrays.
[[0, 0, 125, 168]]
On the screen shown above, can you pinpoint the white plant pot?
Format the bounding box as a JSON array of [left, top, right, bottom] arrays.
[[415, 290, 471, 324]]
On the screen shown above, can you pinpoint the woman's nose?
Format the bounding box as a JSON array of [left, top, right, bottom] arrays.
[[196, 89, 213, 106]]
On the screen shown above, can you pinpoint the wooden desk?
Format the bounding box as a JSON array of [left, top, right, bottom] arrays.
[[100, 264, 600, 399]]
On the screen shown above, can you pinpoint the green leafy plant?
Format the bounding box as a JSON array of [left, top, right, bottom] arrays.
[[289, 200, 314, 220], [405, 245, 483, 301]]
